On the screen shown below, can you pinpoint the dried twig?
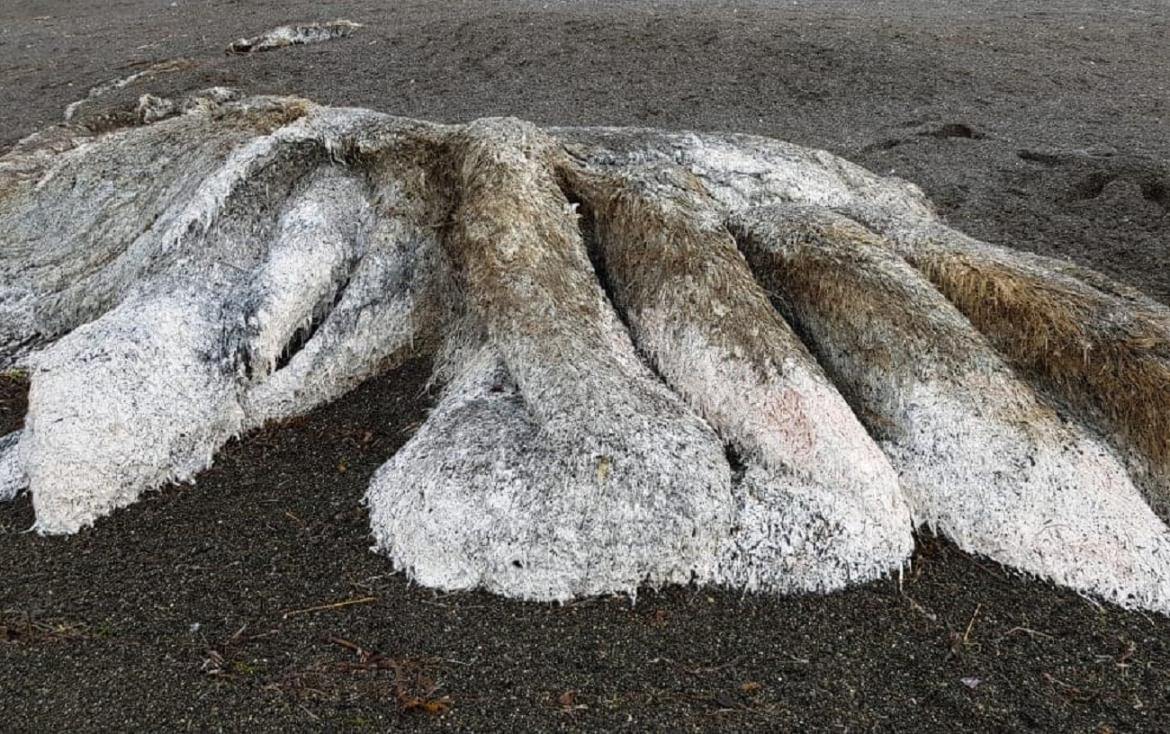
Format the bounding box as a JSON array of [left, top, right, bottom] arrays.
[[282, 596, 377, 619], [999, 625, 1054, 642], [1, 609, 88, 643], [962, 603, 981, 645], [902, 593, 939, 623]]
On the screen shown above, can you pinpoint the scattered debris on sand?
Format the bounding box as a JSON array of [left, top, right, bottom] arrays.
[[63, 59, 195, 122], [226, 20, 363, 55]]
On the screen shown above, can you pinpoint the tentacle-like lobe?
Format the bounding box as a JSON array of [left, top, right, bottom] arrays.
[[730, 206, 1170, 612], [559, 163, 912, 593], [3, 92, 1169, 612]]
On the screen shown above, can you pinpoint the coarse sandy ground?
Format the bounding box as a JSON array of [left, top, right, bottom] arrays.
[[2, 1, 1169, 730]]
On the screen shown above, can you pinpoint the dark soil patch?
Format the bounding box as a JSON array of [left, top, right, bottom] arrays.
[[0, 371, 28, 436], [2, 1, 1169, 731]]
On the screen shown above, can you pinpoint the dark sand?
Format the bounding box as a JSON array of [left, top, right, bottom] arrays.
[[2, 1, 1169, 730]]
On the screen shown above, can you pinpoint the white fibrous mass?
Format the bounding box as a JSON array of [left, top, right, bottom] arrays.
[[3, 91, 1169, 612]]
